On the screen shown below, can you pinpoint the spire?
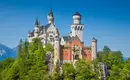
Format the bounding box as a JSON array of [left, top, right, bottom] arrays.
[[35, 17, 40, 26], [48, 8, 53, 17], [47, 8, 54, 24]]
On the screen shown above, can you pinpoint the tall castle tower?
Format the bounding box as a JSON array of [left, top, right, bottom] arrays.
[[71, 12, 84, 41], [54, 29, 60, 65], [47, 9, 54, 24], [91, 37, 97, 60]]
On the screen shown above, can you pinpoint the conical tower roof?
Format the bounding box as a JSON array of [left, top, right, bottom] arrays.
[[35, 18, 40, 26], [92, 37, 97, 42], [48, 8, 53, 17], [73, 12, 81, 16]]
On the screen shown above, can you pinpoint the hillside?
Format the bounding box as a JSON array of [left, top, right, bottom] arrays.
[[0, 44, 17, 61]]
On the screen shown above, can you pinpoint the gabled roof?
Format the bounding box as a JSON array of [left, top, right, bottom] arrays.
[[84, 47, 91, 50], [44, 23, 51, 30], [68, 35, 81, 42], [29, 30, 34, 37], [62, 36, 70, 42], [40, 23, 51, 32]]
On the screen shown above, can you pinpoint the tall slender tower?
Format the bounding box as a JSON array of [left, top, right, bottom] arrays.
[[71, 12, 84, 41], [47, 9, 54, 24], [34, 18, 40, 38], [54, 29, 60, 65], [91, 37, 97, 60]]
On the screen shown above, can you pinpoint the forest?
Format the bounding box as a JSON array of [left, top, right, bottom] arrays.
[[0, 38, 130, 80]]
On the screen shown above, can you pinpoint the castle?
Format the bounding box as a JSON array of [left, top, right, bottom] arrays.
[[28, 9, 97, 65]]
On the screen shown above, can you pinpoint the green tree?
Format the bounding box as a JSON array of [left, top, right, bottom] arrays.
[[103, 46, 111, 53], [0, 58, 15, 79], [62, 63, 75, 80], [51, 63, 62, 80], [17, 39, 23, 58], [3, 38, 49, 80], [29, 38, 44, 54], [75, 59, 98, 80], [44, 43, 54, 53], [108, 58, 130, 80], [97, 46, 123, 69]]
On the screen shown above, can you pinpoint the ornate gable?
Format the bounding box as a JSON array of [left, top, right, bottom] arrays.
[[68, 35, 81, 42], [47, 24, 57, 33]]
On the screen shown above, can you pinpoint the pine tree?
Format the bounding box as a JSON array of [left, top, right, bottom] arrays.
[[17, 39, 23, 58]]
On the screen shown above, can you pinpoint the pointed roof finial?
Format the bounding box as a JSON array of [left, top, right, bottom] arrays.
[[92, 37, 97, 42], [73, 12, 81, 16], [48, 8, 53, 17], [35, 17, 40, 26]]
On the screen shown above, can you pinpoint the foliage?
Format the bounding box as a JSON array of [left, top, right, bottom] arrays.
[[0, 41, 130, 80], [0, 58, 14, 80], [97, 46, 123, 69], [44, 43, 54, 52], [17, 39, 23, 58], [75, 59, 99, 80], [62, 63, 75, 80], [98, 46, 130, 80], [51, 63, 62, 80], [103, 46, 111, 53], [0, 38, 49, 80], [108, 62, 130, 80]]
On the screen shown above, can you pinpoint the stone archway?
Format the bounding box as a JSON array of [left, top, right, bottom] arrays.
[[75, 54, 79, 60]]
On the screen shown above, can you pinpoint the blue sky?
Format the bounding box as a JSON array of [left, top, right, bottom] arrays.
[[0, 0, 130, 57]]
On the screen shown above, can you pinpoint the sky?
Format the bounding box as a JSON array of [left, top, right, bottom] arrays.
[[0, 0, 130, 57]]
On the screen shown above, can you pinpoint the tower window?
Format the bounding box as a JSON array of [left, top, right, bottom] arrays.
[[80, 27, 82, 30], [75, 26, 77, 30], [78, 27, 80, 30]]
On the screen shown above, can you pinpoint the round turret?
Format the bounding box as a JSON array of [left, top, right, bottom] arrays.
[[91, 37, 97, 60], [73, 12, 81, 24]]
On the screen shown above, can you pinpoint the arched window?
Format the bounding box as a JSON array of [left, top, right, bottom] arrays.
[[75, 55, 79, 60], [80, 27, 82, 30], [78, 26, 80, 30], [75, 26, 78, 30]]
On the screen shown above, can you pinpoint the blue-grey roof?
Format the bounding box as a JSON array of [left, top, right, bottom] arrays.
[[73, 12, 81, 16], [68, 35, 81, 42], [48, 9, 53, 17], [35, 18, 40, 25], [92, 37, 97, 41], [62, 36, 70, 41], [40, 24, 51, 32]]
